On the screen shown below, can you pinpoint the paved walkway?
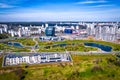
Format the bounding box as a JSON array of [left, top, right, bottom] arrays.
[[2, 51, 120, 55], [30, 37, 39, 52]]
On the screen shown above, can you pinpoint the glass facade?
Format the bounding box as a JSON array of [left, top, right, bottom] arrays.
[[64, 29, 73, 34], [45, 26, 55, 36]]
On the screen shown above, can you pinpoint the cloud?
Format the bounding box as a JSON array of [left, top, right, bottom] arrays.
[[90, 4, 115, 7], [0, 3, 16, 8], [0, 8, 120, 21], [75, 0, 107, 4]]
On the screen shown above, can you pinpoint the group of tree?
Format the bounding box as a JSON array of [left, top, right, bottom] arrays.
[[0, 33, 10, 39]]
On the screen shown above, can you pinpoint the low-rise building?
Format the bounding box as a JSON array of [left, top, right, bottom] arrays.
[[4, 53, 72, 66]]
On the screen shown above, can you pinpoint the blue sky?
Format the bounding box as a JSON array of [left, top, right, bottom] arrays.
[[0, 0, 120, 21]]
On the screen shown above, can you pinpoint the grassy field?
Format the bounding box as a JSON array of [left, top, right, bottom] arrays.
[[0, 54, 120, 80], [0, 43, 30, 52], [0, 38, 120, 80], [38, 45, 98, 52], [1, 38, 120, 52], [11, 38, 35, 46], [23, 54, 120, 80], [38, 39, 120, 52]]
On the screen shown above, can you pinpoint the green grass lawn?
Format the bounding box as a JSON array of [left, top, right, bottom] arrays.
[[22, 54, 120, 80], [0, 43, 30, 52], [1, 38, 120, 52], [0, 72, 19, 80], [38, 39, 120, 51], [11, 38, 35, 46], [38, 44, 98, 52]]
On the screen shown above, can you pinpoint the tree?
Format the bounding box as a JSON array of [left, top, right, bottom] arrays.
[[0, 33, 10, 39]]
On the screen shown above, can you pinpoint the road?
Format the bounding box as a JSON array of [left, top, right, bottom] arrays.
[[67, 51, 120, 55], [0, 51, 120, 55]]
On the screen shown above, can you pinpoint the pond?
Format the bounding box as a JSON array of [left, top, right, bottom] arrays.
[[116, 55, 120, 58], [44, 43, 75, 49], [84, 42, 112, 52], [8, 42, 23, 48]]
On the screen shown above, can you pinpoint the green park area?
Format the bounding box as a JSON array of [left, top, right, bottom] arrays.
[[0, 38, 120, 80], [0, 38, 120, 52], [11, 38, 36, 46], [38, 39, 120, 52], [0, 54, 120, 80], [0, 38, 34, 52], [0, 43, 30, 52]]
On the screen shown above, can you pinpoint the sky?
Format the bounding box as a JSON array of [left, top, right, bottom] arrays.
[[0, 0, 120, 22]]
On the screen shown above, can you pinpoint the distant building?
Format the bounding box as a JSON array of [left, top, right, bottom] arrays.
[[45, 23, 48, 27], [94, 25, 117, 41], [39, 36, 64, 41], [45, 26, 55, 36], [0, 28, 3, 34], [64, 28, 73, 34], [0, 22, 119, 42]]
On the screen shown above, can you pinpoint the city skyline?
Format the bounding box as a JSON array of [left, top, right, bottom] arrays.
[[0, 0, 120, 22]]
